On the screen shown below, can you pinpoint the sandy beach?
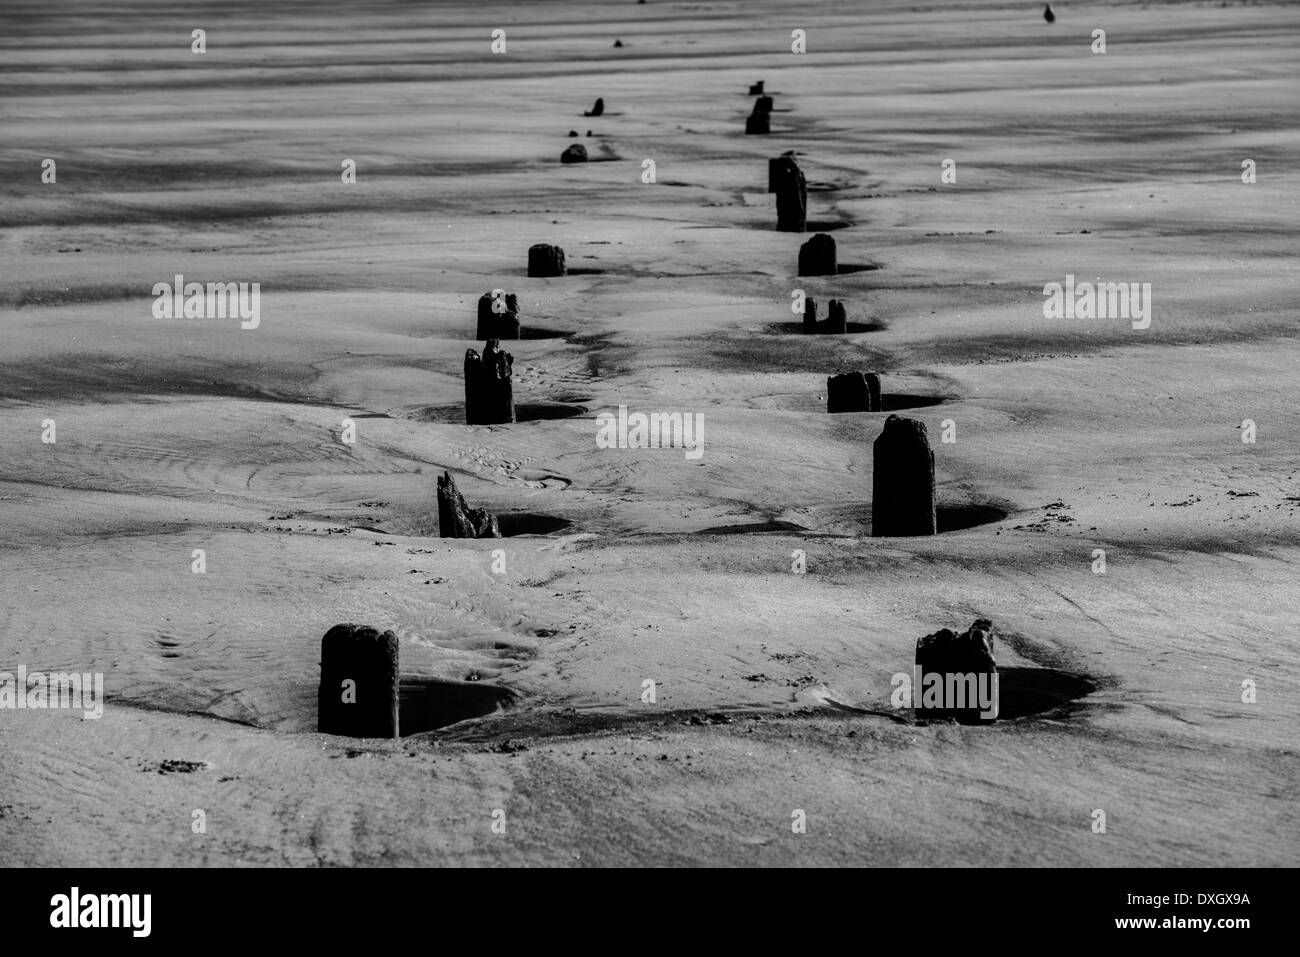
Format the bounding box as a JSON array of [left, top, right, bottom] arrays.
[[1, 0, 1298, 866]]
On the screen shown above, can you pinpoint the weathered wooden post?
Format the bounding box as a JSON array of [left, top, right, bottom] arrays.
[[825, 299, 847, 334], [772, 155, 806, 232], [915, 619, 998, 723], [827, 372, 870, 413], [768, 150, 796, 192], [827, 372, 882, 411], [318, 624, 400, 738], [528, 243, 566, 277], [798, 233, 837, 276], [437, 470, 501, 538], [476, 291, 520, 340], [465, 339, 515, 425], [872, 415, 936, 536]]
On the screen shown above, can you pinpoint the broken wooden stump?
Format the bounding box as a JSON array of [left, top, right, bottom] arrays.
[[803, 297, 856, 336], [584, 97, 604, 117], [561, 143, 588, 164], [464, 339, 515, 425], [872, 414, 936, 536], [745, 107, 770, 135], [753, 95, 774, 115], [915, 619, 998, 723], [476, 291, 520, 340], [437, 470, 501, 539], [749, 80, 765, 95], [798, 233, 837, 276], [772, 155, 806, 232], [318, 624, 399, 738], [527, 243, 566, 277]]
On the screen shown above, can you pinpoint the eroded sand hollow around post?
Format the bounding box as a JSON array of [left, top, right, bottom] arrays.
[[1, 0, 1298, 866]]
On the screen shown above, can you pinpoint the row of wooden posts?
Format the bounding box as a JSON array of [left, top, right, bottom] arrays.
[[318, 80, 957, 738]]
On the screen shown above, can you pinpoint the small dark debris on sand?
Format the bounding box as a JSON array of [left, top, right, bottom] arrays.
[[144, 759, 209, 775], [561, 143, 588, 164]]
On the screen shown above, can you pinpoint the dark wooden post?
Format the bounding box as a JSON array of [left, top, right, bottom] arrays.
[[827, 372, 871, 413], [798, 233, 837, 276], [318, 624, 400, 738], [465, 339, 515, 425], [437, 470, 501, 538], [772, 155, 806, 232], [528, 243, 566, 277], [825, 299, 847, 333], [872, 415, 936, 536], [915, 619, 998, 723], [477, 291, 520, 340], [803, 297, 818, 333]]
